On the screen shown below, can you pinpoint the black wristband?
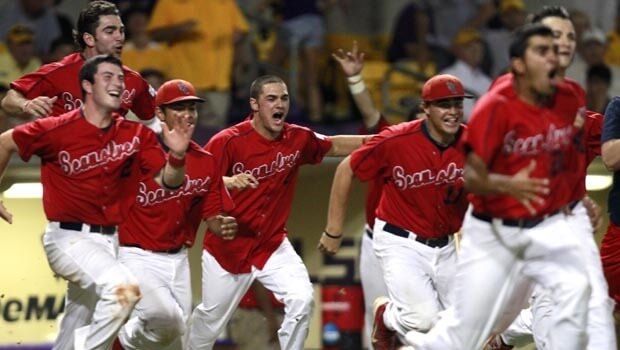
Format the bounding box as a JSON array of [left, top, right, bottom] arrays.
[[323, 230, 342, 239]]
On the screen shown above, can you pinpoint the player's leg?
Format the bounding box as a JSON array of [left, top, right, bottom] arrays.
[[559, 202, 616, 349], [403, 213, 526, 350], [520, 214, 591, 350], [372, 219, 455, 336], [255, 238, 314, 350], [117, 247, 192, 349], [42, 223, 140, 350], [359, 226, 388, 350], [52, 280, 98, 349], [186, 249, 254, 350]]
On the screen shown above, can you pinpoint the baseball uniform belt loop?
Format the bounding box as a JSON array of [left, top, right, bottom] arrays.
[[365, 227, 374, 239], [471, 210, 562, 229], [123, 244, 184, 254], [383, 223, 451, 248], [58, 221, 116, 234]]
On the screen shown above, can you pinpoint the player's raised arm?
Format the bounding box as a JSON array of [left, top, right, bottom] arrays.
[[332, 41, 382, 130], [0, 130, 18, 223], [318, 156, 354, 255], [464, 153, 549, 215], [326, 135, 372, 157], [156, 113, 195, 189]]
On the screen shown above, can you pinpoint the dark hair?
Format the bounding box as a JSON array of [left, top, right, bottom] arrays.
[[529, 6, 570, 23], [74, 0, 120, 50], [509, 23, 554, 59], [587, 63, 612, 85], [249, 75, 286, 99], [79, 54, 123, 98]]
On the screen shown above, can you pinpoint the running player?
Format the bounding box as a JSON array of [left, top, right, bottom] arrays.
[[186, 75, 369, 350], [0, 54, 193, 350]]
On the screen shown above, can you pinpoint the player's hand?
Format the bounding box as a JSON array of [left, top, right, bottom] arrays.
[[224, 173, 259, 190], [506, 160, 549, 216], [582, 195, 603, 233], [332, 40, 365, 77], [215, 215, 237, 240], [317, 231, 343, 255], [22, 96, 58, 118], [161, 114, 194, 158], [0, 200, 13, 224]]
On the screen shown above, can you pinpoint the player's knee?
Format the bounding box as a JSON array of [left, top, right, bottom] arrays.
[[145, 306, 186, 342], [286, 290, 314, 318], [401, 306, 439, 332]]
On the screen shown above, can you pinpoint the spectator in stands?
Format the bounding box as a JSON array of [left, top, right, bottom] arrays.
[[45, 36, 76, 63], [386, 1, 433, 70], [586, 63, 613, 114], [121, 5, 171, 75], [605, 11, 620, 66], [148, 0, 250, 129], [484, 0, 527, 77], [0, 25, 41, 89], [0, 0, 63, 57], [140, 68, 166, 90], [440, 27, 491, 121]]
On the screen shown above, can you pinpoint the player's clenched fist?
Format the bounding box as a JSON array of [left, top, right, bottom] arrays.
[[317, 231, 343, 255], [21, 96, 58, 118], [0, 200, 12, 224], [207, 214, 238, 240]]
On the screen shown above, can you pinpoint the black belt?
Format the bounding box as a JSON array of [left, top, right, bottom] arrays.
[[472, 210, 561, 229], [59, 222, 116, 235], [569, 200, 579, 210], [124, 244, 184, 254], [383, 223, 451, 248], [365, 227, 374, 239]]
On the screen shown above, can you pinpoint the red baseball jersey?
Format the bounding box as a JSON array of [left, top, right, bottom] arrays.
[[468, 78, 582, 218], [351, 119, 468, 239], [10, 52, 156, 120], [490, 75, 598, 205], [359, 115, 391, 228], [601, 222, 620, 307], [203, 119, 333, 273], [12, 109, 164, 224], [119, 141, 234, 251]]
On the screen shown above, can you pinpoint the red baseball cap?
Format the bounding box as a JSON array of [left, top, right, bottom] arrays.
[[421, 74, 473, 102], [155, 79, 204, 107]]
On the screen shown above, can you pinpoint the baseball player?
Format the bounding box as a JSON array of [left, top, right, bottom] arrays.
[[402, 23, 590, 350], [486, 7, 615, 350], [113, 79, 237, 350], [318, 73, 470, 350], [601, 96, 620, 315], [0, 2, 161, 348], [186, 74, 369, 350], [1, 0, 159, 131], [0, 54, 193, 350], [331, 41, 390, 349]]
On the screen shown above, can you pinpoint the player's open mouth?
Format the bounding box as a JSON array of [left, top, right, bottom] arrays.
[[109, 91, 121, 98], [443, 117, 459, 127], [272, 112, 284, 123]]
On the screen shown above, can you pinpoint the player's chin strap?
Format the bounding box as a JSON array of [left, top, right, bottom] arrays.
[[141, 116, 163, 134]]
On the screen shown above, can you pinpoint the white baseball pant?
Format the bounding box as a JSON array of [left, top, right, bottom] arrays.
[[359, 224, 388, 350], [403, 210, 591, 350], [117, 247, 192, 350], [43, 222, 140, 350], [373, 218, 457, 337], [502, 201, 616, 349], [186, 238, 314, 350]]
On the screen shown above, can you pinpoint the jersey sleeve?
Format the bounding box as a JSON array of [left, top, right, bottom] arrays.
[[603, 97, 620, 143], [349, 132, 388, 182], [465, 94, 508, 165], [129, 74, 156, 121], [204, 131, 234, 176], [137, 126, 166, 176], [12, 118, 56, 161], [300, 130, 332, 165], [10, 70, 56, 99], [201, 155, 235, 219]]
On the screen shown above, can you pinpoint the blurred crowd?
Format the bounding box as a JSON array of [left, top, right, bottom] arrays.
[[2, 0, 620, 140]]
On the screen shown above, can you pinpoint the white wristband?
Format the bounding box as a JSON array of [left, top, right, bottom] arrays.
[[349, 80, 366, 95], [347, 74, 362, 84]]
